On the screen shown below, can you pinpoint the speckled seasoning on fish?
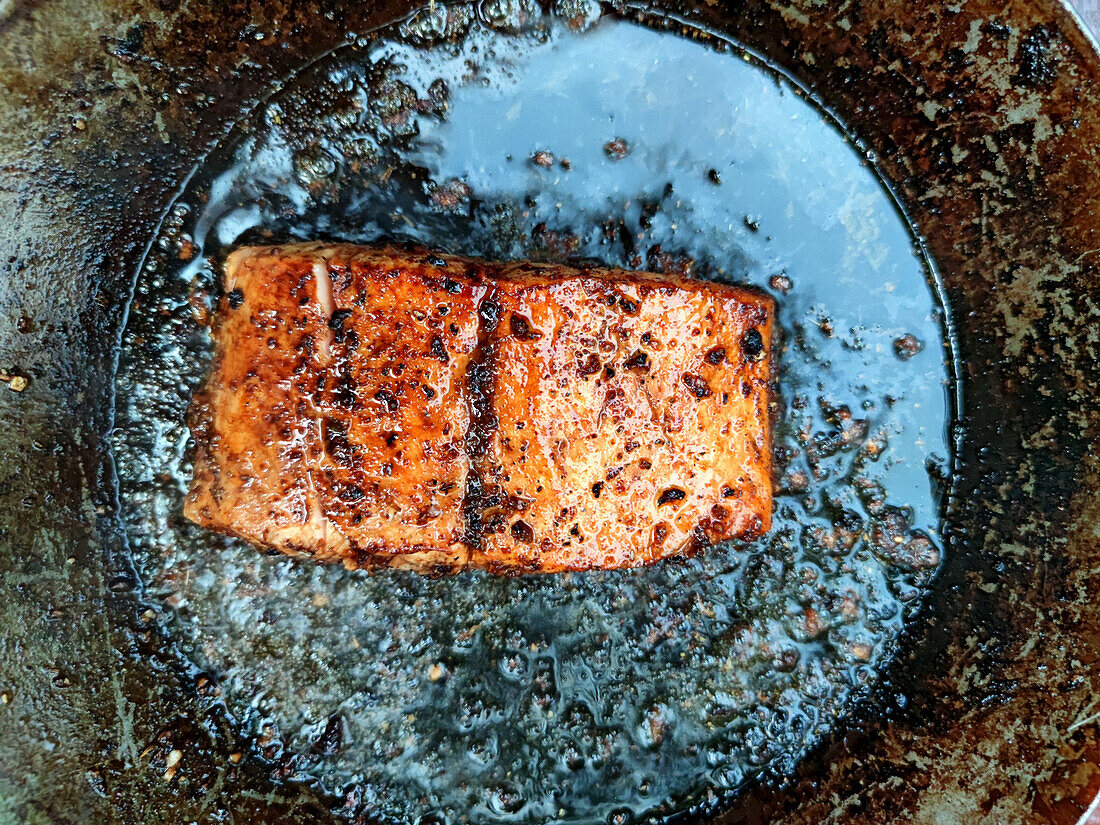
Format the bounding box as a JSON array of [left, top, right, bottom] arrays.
[[184, 243, 775, 573]]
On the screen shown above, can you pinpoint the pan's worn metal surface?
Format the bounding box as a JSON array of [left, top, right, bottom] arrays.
[[0, 1, 1098, 824]]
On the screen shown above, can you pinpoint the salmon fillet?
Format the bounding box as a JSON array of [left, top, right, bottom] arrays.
[[184, 243, 774, 574]]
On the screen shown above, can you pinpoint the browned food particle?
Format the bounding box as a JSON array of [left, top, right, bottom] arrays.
[[531, 223, 581, 257], [430, 178, 472, 211], [645, 246, 695, 278], [531, 150, 555, 168], [603, 137, 630, 159], [769, 273, 793, 293], [184, 242, 775, 574], [893, 333, 923, 359]]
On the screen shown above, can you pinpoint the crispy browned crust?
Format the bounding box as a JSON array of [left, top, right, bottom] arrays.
[[183, 243, 774, 573]]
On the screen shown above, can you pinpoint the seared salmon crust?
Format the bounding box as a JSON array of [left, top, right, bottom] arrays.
[[184, 243, 774, 574]]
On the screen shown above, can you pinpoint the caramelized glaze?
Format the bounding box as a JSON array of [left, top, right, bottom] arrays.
[[185, 243, 774, 572]]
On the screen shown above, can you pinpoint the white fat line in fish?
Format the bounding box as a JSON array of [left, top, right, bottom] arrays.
[[313, 257, 336, 365]]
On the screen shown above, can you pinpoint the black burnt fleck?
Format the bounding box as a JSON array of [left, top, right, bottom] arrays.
[[681, 372, 712, 398], [429, 334, 449, 362], [510, 519, 534, 543], [578, 352, 601, 376], [624, 350, 649, 371], [328, 308, 353, 329], [741, 328, 765, 360], [704, 346, 726, 365], [657, 488, 686, 506], [374, 389, 399, 413]]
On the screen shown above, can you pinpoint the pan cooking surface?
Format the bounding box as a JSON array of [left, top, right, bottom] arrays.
[[112, 8, 953, 822]]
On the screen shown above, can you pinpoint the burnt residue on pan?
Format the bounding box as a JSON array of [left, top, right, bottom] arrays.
[[1, 1, 1100, 824]]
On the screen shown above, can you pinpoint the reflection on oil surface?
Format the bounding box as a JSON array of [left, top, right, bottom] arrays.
[[113, 8, 953, 823]]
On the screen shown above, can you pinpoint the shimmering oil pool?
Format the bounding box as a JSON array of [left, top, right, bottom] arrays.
[[112, 6, 956, 823]]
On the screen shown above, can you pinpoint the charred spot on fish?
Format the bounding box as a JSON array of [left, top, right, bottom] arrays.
[[721, 486, 738, 498], [624, 350, 649, 371], [332, 371, 357, 408], [429, 334, 449, 362], [227, 288, 244, 309], [509, 313, 536, 340], [741, 328, 765, 361], [328, 308, 353, 329], [384, 432, 399, 448], [337, 485, 365, 502], [619, 297, 639, 314], [602, 366, 616, 380], [425, 254, 448, 267], [577, 352, 601, 376], [423, 385, 437, 400], [658, 488, 686, 506], [681, 372, 712, 398], [510, 519, 534, 544], [704, 346, 726, 365], [688, 528, 711, 554], [503, 494, 530, 513], [653, 523, 669, 544], [373, 389, 399, 413], [591, 481, 604, 499]]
